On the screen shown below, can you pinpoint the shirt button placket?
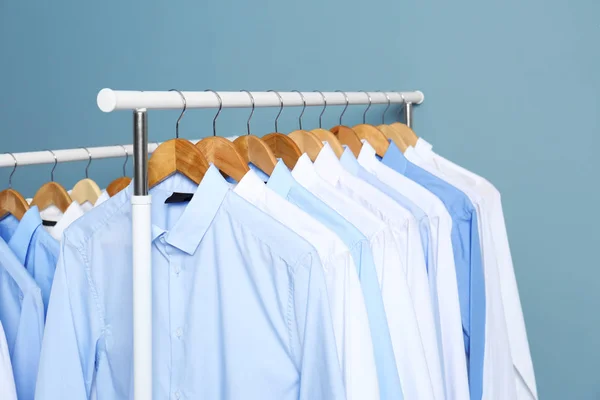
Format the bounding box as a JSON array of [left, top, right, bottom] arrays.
[[170, 253, 186, 398]]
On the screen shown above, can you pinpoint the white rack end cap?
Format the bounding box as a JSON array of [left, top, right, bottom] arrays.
[[97, 88, 117, 112]]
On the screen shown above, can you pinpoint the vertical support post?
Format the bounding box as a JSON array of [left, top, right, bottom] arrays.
[[404, 102, 414, 129], [132, 109, 152, 400]]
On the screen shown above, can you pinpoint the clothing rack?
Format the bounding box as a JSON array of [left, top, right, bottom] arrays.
[[2, 90, 424, 400]]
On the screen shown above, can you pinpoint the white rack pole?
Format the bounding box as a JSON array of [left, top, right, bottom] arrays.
[[131, 109, 152, 400], [94, 88, 424, 400], [97, 90, 424, 112]]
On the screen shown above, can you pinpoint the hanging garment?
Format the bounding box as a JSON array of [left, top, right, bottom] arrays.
[[267, 160, 404, 400], [357, 141, 469, 400], [36, 167, 346, 400], [340, 147, 431, 272], [381, 141, 486, 400], [292, 153, 435, 400], [313, 143, 444, 400], [94, 190, 110, 207], [0, 206, 59, 315], [408, 143, 517, 399], [39, 200, 85, 241], [414, 138, 538, 400], [234, 168, 380, 399], [0, 237, 44, 400], [0, 321, 18, 400]]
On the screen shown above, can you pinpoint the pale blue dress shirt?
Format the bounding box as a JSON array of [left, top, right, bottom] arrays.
[[339, 147, 432, 272], [382, 142, 486, 400], [0, 207, 59, 315], [36, 166, 346, 400], [0, 237, 44, 400], [267, 160, 404, 400]]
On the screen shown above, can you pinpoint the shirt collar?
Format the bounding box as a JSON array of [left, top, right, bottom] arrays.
[[379, 140, 409, 173], [7, 206, 44, 264], [146, 165, 230, 255], [45, 201, 85, 242], [405, 146, 428, 166], [291, 154, 321, 188], [266, 159, 294, 198], [339, 146, 360, 175], [234, 168, 267, 204], [313, 143, 345, 186]]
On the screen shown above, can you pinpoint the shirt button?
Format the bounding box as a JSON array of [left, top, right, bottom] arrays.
[[174, 390, 181, 399], [173, 264, 181, 274], [175, 327, 183, 338], [19, 294, 24, 302]]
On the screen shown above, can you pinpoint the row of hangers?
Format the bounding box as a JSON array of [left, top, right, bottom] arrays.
[[0, 90, 419, 221]]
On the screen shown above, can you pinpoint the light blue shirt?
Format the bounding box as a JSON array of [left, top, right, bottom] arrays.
[[267, 160, 404, 400], [0, 237, 44, 400], [382, 142, 486, 400], [0, 207, 59, 315], [36, 166, 346, 400], [340, 147, 432, 272]]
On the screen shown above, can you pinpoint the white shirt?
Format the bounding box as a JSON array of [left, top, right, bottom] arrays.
[[415, 138, 538, 400], [234, 169, 379, 400], [292, 153, 435, 400], [0, 321, 17, 400], [94, 190, 110, 207], [314, 143, 444, 399], [357, 142, 470, 400], [407, 144, 517, 399], [39, 201, 85, 241]]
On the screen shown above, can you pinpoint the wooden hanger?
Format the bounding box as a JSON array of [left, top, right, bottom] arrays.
[[288, 130, 323, 161], [149, 138, 209, 187], [107, 145, 131, 197], [70, 148, 101, 205], [352, 124, 389, 157], [310, 128, 344, 157], [330, 125, 363, 157], [0, 189, 29, 220], [233, 135, 277, 176], [0, 154, 29, 220], [30, 150, 73, 213], [390, 122, 419, 147], [196, 136, 250, 182], [377, 124, 408, 153], [262, 133, 302, 169]]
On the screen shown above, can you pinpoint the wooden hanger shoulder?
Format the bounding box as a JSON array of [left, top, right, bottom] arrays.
[[196, 136, 250, 182], [31, 181, 72, 213], [377, 124, 408, 153], [71, 178, 102, 206], [330, 125, 362, 157], [352, 124, 389, 157], [288, 130, 324, 162], [106, 177, 131, 197], [310, 128, 344, 158], [0, 188, 30, 220], [149, 138, 209, 188], [233, 135, 277, 176], [390, 122, 419, 147], [262, 132, 302, 169]]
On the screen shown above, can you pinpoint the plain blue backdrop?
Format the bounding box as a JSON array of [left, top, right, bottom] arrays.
[[1, 1, 599, 398]]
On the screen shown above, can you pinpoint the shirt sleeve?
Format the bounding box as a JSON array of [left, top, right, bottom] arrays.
[[35, 239, 99, 400], [291, 251, 347, 400]]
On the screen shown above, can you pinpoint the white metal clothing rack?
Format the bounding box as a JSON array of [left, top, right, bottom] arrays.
[[2, 90, 424, 400]]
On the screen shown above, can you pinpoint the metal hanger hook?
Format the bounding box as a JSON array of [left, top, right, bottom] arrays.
[[169, 89, 187, 138], [205, 90, 222, 137], [362, 91, 373, 124], [314, 90, 327, 128], [120, 145, 129, 176], [267, 90, 284, 132], [80, 147, 92, 178], [398, 93, 407, 119], [335, 90, 349, 125], [47, 150, 58, 182], [378, 91, 391, 124], [4, 153, 17, 189], [241, 90, 255, 135], [291, 90, 306, 130]]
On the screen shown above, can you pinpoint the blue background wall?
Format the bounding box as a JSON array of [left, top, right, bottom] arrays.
[[1, 1, 598, 398]]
